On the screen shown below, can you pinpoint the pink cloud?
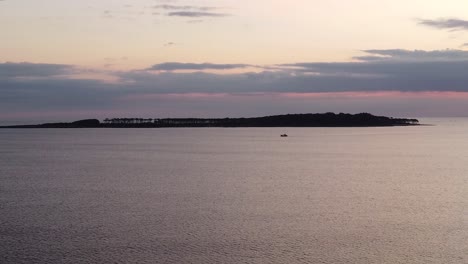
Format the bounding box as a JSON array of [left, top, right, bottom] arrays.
[[120, 91, 468, 102], [281, 91, 468, 99]]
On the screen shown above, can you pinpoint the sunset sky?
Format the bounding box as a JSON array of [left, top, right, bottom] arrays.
[[2, 0, 468, 123]]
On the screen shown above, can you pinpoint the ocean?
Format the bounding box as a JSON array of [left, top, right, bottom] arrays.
[[1, 119, 467, 263]]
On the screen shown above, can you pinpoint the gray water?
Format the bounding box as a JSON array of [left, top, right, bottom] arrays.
[[1, 119, 467, 263]]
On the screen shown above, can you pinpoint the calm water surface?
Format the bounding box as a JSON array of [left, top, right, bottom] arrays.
[[1, 119, 467, 263]]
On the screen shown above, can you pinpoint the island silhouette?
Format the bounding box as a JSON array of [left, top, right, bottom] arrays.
[[0, 113, 419, 128]]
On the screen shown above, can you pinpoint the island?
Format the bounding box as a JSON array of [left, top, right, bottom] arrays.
[[0, 113, 419, 128]]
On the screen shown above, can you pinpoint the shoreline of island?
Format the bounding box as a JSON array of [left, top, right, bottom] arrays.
[[0, 113, 420, 128]]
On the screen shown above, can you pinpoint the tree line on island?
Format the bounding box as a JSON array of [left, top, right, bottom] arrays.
[[0, 113, 420, 128]]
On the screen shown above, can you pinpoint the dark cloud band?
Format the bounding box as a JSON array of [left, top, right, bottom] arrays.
[[0, 62, 74, 78], [418, 18, 468, 31]]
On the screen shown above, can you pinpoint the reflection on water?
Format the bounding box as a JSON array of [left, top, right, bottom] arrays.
[[1, 120, 467, 263]]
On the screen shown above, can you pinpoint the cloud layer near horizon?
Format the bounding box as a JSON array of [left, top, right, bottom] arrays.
[[2, 49, 468, 121]]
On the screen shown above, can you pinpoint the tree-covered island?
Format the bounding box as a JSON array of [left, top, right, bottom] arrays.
[[0, 113, 419, 128]]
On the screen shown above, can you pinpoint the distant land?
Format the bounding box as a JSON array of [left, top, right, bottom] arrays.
[[0, 113, 419, 128]]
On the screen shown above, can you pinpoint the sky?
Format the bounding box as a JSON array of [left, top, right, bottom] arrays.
[[2, 0, 468, 123]]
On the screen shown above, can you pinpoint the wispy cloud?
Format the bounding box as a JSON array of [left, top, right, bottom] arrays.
[[152, 2, 230, 18], [167, 11, 229, 17], [418, 18, 468, 31], [147, 62, 251, 71], [354, 49, 468, 62], [153, 5, 215, 11], [102, 10, 112, 18], [187, 19, 204, 24], [164, 42, 177, 47]]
